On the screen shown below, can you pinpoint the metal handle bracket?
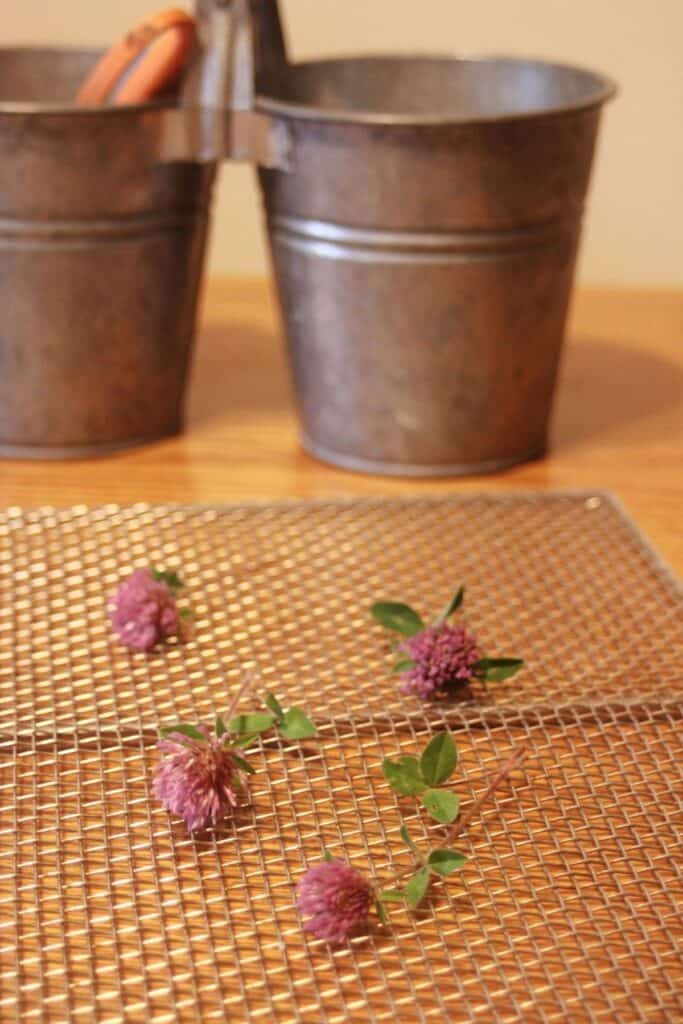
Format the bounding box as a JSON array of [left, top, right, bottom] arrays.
[[160, 106, 291, 167], [163, 0, 291, 169]]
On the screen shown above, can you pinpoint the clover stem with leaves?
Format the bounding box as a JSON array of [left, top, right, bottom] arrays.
[[378, 741, 528, 915], [296, 727, 529, 939], [394, 743, 529, 882]]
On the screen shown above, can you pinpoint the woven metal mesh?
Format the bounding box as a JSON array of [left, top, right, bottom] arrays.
[[0, 494, 681, 1022]]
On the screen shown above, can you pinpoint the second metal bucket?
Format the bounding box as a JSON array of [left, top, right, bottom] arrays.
[[0, 3, 288, 460], [252, 5, 615, 475], [0, 48, 219, 459]]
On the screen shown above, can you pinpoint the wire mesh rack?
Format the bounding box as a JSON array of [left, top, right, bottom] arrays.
[[0, 493, 680, 1022]]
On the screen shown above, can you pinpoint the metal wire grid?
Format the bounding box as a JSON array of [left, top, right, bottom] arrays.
[[0, 494, 681, 1022]]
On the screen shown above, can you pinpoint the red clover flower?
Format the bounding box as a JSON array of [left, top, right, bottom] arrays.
[[296, 859, 373, 944], [108, 568, 182, 652], [154, 724, 249, 832], [398, 622, 480, 700], [371, 586, 524, 700], [155, 675, 317, 833]]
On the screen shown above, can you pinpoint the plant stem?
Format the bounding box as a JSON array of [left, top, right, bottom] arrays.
[[444, 744, 528, 845], [225, 670, 258, 723]]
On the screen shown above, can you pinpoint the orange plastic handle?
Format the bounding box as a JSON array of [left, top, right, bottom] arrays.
[[76, 8, 196, 107]]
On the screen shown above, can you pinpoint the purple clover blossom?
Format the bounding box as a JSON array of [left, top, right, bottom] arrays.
[[108, 568, 180, 652], [154, 725, 248, 832], [297, 859, 373, 944], [399, 623, 480, 700]]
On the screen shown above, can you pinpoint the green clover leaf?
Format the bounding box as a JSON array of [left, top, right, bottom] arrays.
[[382, 756, 427, 797], [437, 586, 465, 623], [230, 712, 275, 735], [404, 868, 431, 909], [160, 724, 205, 741], [371, 602, 424, 636], [421, 789, 460, 824], [420, 732, 458, 787], [391, 659, 416, 674], [428, 850, 468, 877], [278, 708, 316, 740], [474, 658, 524, 682]]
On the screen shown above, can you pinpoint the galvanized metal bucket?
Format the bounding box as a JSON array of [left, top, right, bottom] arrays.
[[0, 49, 208, 458], [0, 15, 287, 460], [249, 2, 616, 475]]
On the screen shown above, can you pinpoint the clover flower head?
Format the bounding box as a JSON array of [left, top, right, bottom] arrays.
[[108, 568, 180, 652], [154, 725, 248, 832], [297, 859, 373, 944], [399, 623, 480, 700]]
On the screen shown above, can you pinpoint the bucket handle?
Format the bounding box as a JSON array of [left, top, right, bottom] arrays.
[[159, 0, 292, 169]]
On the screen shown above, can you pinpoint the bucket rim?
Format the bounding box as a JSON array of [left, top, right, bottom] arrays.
[[255, 53, 617, 126], [0, 45, 176, 116], [0, 47, 616, 123]]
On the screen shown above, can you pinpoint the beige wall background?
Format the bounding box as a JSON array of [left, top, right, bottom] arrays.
[[2, 1, 682, 285]]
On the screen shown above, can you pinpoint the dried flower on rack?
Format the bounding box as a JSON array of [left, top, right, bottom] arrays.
[[297, 738, 527, 944], [396, 623, 480, 700], [296, 858, 373, 944], [108, 568, 189, 652], [154, 724, 251, 832], [155, 677, 316, 832], [371, 586, 524, 699]]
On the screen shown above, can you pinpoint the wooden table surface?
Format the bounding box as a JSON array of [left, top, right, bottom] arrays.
[[1, 280, 681, 1021], [1, 278, 681, 574]]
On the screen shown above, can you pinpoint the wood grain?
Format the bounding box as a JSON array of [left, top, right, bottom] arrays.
[[1, 279, 681, 573]]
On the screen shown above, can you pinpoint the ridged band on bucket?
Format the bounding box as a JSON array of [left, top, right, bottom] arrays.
[[0, 207, 209, 251], [271, 214, 581, 264]]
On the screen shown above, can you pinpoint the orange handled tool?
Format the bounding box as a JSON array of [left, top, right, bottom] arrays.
[[76, 8, 196, 106]]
